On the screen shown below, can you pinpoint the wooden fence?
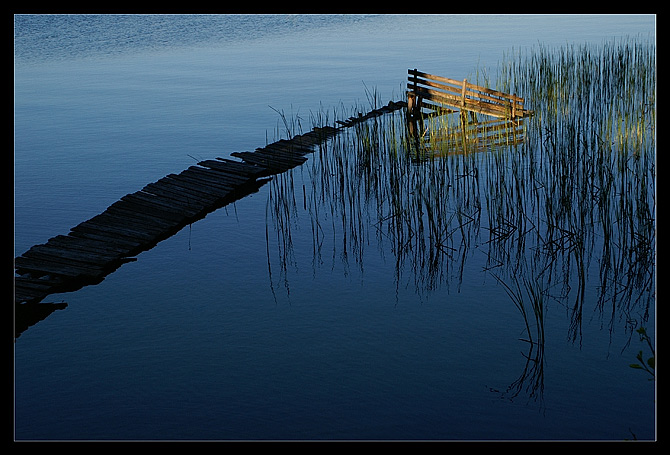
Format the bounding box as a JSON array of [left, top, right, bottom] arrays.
[[407, 69, 531, 120]]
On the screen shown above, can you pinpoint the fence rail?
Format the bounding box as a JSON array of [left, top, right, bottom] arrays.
[[407, 69, 532, 119]]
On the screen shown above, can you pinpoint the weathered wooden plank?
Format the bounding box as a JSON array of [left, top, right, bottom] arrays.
[[296, 128, 333, 143], [414, 75, 525, 106], [111, 197, 189, 223], [412, 86, 467, 106], [127, 193, 202, 220], [170, 171, 235, 202], [264, 141, 315, 155], [289, 136, 321, 147], [468, 82, 524, 104], [142, 180, 218, 207], [412, 86, 483, 109], [189, 163, 253, 183], [252, 146, 307, 162], [14, 290, 49, 304], [287, 135, 321, 147], [14, 277, 53, 303], [275, 138, 317, 151], [314, 125, 339, 136], [14, 282, 53, 296], [122, 191, 202, 218], [157, 174, 228, 198], [256, 145, 311, 162], [84, 212, 166, 237], [182, 165, 244, 187], [23, 244, 119, 266], [197, 159, 263, 180], [411, 92, 528, 119], [412, 76, 464, 99], [409, 69, 525, 103], [229, 151, 269, 165], [408, 69, 529, 119], [14, 277, 53, 293], [20, 251, 109, 276], [163, 174, 232, 199], [106, 199, 187, 226], [72, 218, 160, 245], [179, 167, 243, 191], [256, 148, 309, 163], [413, 87, 513, 118], [14, 286, 50, 300], [14, 287, 50, 303], [230, 151, 302, 173], [15, 255, 106, 278], [253, 148, 308, 167], [419, 100, 459, 114], [169, 176, 235, 199], [46, 234, 132, 257], [95, 209, 174, 234], [166, 177, 232, 203], [14, 276, 59, 291], [210, 158, 267, 177], [68, 225, 148, 250]]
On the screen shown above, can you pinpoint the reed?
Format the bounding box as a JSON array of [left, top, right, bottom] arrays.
[[262, 38, 654, 404], [489, 37, 656, 333], [264, 37, 655, 344]]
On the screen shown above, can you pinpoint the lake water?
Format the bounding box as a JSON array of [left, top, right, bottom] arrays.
[[14, 14, 656, 441]]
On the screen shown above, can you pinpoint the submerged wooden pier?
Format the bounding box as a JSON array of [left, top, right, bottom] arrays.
[[14, 101, 406, 336]]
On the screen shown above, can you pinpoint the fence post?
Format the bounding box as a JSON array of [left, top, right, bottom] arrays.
[[412, 69, 420, 117], [461, 79, 467, 110], [458, 78, 468, 121], [512, 93, 517, 118], [407, 93, 416, 117], [408, 68, 421, 118]]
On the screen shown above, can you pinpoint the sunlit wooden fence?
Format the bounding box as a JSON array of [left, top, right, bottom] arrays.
[[407, 69, 532, 119]]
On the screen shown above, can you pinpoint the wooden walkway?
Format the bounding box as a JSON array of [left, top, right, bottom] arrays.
[[14, 101, 406, 335]]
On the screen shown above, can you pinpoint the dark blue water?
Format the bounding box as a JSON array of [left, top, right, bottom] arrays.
[[14, 14, 655, 441]]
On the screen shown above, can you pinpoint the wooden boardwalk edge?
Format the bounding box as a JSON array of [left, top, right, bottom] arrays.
[[14, 100, 406, 335]]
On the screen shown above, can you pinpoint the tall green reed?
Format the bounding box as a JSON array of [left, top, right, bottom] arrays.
[[262, 37, 654, 403], [265, 37, 655, 340]]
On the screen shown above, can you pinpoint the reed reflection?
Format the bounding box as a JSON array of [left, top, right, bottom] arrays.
[[265, 38, 655, 404]]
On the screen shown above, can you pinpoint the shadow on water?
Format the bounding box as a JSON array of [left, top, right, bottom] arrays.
[[15, 301, 69, 338], [266, 37, 656, 404]]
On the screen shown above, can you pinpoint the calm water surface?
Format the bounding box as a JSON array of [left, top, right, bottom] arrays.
[[14, 14, 655, 440]]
